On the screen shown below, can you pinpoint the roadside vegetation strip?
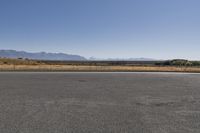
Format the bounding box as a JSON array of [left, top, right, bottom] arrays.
[[0, 58, 200, 72], [0, 65, 200, 72]]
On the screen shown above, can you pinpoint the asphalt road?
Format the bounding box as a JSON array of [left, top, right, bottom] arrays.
[[0, 72, 200, 133]]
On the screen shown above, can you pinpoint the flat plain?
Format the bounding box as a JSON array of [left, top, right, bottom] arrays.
[[0, 72, 200, 133]]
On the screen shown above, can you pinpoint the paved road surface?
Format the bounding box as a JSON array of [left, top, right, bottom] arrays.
[[0, 72, 200, 133]]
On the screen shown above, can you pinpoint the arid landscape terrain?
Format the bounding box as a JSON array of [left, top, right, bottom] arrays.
[[0, 58, 200, 72], [1, 0, 200, 132]]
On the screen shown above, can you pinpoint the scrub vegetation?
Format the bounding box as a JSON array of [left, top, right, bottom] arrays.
[[155, 59, 200, 66], [0, 58, 200, 72]]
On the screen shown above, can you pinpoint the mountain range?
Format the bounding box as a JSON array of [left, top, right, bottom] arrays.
[[0, 50, 86, 60], [0, 50, 157, 61], [89, 57, 156, 61]]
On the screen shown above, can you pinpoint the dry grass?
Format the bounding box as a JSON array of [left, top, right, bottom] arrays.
[[0, 58, 200, 72], [0, 58, 40, 65], [0, 64, 200, 72]]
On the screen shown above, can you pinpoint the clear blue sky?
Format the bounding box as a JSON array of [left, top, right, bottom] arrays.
[[0, 0, 200, 60]]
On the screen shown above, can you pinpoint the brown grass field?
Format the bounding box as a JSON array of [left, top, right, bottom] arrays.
[[0, 58, 200, 72], [0, 64, 200, 72]]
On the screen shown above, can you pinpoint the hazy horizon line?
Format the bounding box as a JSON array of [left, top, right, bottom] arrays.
[[0, 49, 199, 61]]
